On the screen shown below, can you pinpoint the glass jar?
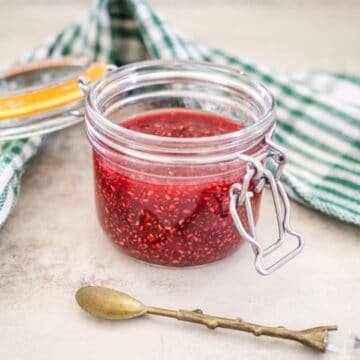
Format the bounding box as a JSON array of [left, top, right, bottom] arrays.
[[83, 60, 304, 275]]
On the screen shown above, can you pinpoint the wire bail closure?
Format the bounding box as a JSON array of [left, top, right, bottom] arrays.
[[78, 64, 117, 96], [229, 135, 304, 275]]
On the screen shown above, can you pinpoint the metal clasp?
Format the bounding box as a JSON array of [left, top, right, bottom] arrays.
[[229, 135, 304, 275]]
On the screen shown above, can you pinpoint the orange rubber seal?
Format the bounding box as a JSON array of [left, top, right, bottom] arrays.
[[0, 62, 107, 121]]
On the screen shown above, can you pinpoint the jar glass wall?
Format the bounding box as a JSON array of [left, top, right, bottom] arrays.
[[85, 61, 275, 267]]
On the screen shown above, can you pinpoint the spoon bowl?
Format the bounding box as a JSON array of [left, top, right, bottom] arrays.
[[76, 286, 147, 320]]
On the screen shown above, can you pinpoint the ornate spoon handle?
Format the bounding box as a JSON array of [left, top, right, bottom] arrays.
[[147, 306, 337, 352]]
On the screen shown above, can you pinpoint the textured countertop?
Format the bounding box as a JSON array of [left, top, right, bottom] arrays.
[[0, 1, 359, 359]]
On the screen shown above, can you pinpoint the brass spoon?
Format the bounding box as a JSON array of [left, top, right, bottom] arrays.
[[76, 286, 337, 352]]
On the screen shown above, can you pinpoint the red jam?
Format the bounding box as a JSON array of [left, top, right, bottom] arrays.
[[93, 109, 261, 266], [121, 109, 242, 137]]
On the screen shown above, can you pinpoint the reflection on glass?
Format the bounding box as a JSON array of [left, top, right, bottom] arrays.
[[0, 65, 84, 97]]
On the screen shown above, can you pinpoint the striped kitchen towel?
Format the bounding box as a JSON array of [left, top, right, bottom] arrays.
[[0, 0, 359, 227]]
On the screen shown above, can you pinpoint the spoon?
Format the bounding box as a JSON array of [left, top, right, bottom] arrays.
[[76, 286, 337, 352]]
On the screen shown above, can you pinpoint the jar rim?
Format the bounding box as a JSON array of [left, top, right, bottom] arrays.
[[85, 60, 276, 163]]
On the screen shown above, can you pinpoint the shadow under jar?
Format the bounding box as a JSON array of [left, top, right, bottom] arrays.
[[84, 61, 303, 273]]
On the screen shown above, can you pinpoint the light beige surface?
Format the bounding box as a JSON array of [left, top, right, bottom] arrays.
[[0, 2, 359, 360]]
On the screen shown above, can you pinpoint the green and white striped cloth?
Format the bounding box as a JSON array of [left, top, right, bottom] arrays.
[[1, 0, 359, 227]]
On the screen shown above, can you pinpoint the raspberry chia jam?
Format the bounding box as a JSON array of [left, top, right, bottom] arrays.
[[93, 109, 261, 266], [84, 61, 303, 273]]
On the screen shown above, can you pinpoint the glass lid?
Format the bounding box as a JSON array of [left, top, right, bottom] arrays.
[[0, 57, 107, 141]]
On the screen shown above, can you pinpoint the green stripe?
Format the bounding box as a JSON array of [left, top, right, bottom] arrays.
[[47, 31, 65, 56], [1, 142, 11, 152], [276, 98, 359, 145], [275, 132, 360, 177], [324, 175, 360, 192], [276, 119, 360, 165], [285, 176, 360, 217], [334, 73, 360, 86], [2, 153, 22, 177], [150, 12, 178, 58], [173, 32, 193, 59], [316, 196, 360, 217], [61, 25, 81, 55], [212, 49, 360, 128], [288, 158, 360, 192], [127, 1, 160, 58], [0, 186, 9, 212], [189, 41, 213, 62], [288, 170, 360, 207], [13, 182, 19, 197]]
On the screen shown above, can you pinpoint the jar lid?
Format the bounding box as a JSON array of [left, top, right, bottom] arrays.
[[0, 57, 106, 140]]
